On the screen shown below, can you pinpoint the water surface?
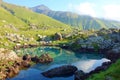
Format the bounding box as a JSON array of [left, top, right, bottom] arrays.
[[8, 46, 110, 80]]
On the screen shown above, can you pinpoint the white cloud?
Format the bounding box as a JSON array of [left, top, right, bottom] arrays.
[[68, 2, 97, 17], [103, 4, 120, 21], [67, 2, 120, 21]]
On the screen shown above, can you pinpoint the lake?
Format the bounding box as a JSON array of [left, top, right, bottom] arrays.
[[7, 46, 110, 80]]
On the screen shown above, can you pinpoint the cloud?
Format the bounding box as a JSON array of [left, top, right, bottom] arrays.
[[68, 2, 120, 21], [68, 2, 97, 17], [103, 4, 120, 21]]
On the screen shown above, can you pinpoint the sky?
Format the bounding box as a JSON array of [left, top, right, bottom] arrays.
[[3, 0, 120, 21]]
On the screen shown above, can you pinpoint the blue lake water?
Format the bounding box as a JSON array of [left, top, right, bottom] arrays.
[[8, 46, 110, 80]]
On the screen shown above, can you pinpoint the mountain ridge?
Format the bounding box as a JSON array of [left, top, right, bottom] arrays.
[[31, 5, 120, 30]]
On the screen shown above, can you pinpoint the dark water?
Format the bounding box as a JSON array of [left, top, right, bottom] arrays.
[[8, 46, 110, 80]]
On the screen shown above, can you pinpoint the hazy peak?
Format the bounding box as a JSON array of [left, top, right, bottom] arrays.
[[32, 4, 51, 11]]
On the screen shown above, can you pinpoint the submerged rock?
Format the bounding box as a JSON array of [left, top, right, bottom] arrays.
[[42, 65, 77, 78]]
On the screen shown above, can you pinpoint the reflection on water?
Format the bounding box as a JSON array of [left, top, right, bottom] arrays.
[[73, 58, 110, 73], [9, 46, 110, 80]]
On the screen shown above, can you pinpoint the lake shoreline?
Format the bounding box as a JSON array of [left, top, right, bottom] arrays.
[[0, 44, 120, 80]]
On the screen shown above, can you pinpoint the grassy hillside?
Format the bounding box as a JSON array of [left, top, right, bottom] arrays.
[[1, 2, 70, 30], [0, 7, 28, 30], [0, 1, 72, 49]]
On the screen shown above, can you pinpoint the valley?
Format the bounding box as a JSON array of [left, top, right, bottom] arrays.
[[0, 0, 120, 80]]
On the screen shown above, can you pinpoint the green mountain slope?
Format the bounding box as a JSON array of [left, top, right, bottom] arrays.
[[1, 2, 70, 30], [31, 5, 120, 30]]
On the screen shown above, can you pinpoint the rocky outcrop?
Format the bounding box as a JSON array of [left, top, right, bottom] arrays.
[[42, 65, 77, 78], [66, 28, 120, 53], [0, 51, 52, 79], [106, 47, 120, 62], [5, 33, 35, 43], [77, 36, 114, 50], [0, 48, 19, 61], [0, 48, 20, 79], [31, 54, 53, 63]]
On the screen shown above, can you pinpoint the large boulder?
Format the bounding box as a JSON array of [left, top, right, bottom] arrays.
[[54, 32, 63, 40], [42, 65, 78, 78]]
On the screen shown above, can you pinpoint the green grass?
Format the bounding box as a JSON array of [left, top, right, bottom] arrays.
[[87, 59, 120, 80], [0, 7, 28, 30]]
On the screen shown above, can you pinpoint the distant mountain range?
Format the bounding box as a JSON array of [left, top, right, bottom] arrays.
[[31, 5, 120, 30]]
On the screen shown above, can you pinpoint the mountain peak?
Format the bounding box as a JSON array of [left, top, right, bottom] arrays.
[[31, 4, 51, 11]]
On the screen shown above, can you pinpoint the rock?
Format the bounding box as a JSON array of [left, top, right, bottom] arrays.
[[31, 54, 53, 63], [31, 56, 39, 62], [106, 47, 120, 62], [12, 65, 20, 74], [21, 61, 31, 68], [105, 76, 112, 80], [74, 70, 86, 80], [14, 43, 22, 49], [6, 66, 19, 78], [89, 62, 111, 75], [39, 54, 53, 63], [29, 23, 37, 29], [42, 65, 77, 78], [23, 54, 31, 61], [54, 32, 63, 40], [0, 72, 6, 80], [102, 62, 111, 66], [29, 44, 37, 47]]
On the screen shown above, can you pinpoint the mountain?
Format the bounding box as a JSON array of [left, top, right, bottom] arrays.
[[0, 2, 71, 31], [31, 5, 120, 30]]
